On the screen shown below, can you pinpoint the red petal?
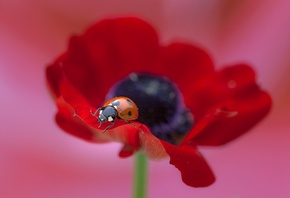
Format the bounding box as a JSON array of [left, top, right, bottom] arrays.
[[55, 96, 105, 143], [83, 17, 160, 75], [119, 144, 137, 158], [156, 43, 214, 102], [52, 17, 160, 107], [62, 35, 106, 107], [137, 125, 215, 187], [162, 143, 215, 187], [138, 125, 169, 159], [180, 64, 272, 145], [186, 63, 271, 122], [186, 90, 271, 146]]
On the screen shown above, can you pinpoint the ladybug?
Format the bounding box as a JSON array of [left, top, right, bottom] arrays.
[[92, 96, 139, 133]]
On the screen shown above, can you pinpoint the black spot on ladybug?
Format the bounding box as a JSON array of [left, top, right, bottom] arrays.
[[127, 111, 132, 116], [126, 99, 132, 106], [111, 100, 120, 106]]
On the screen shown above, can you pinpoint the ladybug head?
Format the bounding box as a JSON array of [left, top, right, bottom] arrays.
[[98, 106, 118, 123], [98, 112, 107, 123]]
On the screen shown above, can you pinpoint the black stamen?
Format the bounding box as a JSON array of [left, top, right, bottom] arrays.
[[106, 73, 194, 144]]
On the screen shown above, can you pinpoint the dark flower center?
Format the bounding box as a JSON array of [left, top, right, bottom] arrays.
[[106, 73, 194, 145]]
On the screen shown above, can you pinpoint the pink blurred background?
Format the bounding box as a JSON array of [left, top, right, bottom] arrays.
[[1, 0, 289, 197]]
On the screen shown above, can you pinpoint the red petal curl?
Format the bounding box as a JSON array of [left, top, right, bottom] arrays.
[[55, 96, 104, 143], [162, 143, 215, 187]]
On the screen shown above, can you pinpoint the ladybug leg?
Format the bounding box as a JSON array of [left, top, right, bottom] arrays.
[[90, 108, 103, 127], [123, 120, 136, 127], [90, 108, 100, 117], [130, 122, 136, 127], [103, 121, 115, 133], [98, 121, 102, 129]]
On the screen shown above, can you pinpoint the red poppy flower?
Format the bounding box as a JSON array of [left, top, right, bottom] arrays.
[[46, 17, 271, 187]]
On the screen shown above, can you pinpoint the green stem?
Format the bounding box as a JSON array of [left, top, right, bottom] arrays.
[[133, 152, 148, 198]]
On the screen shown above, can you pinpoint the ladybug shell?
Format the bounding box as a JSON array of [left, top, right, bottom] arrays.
[[103, 97, 138, 121]]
